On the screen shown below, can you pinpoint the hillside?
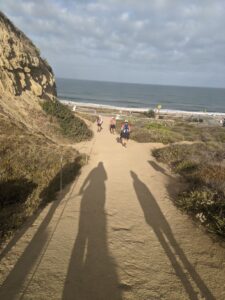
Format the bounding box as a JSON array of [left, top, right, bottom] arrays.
[[0, 11, 92, 241], [0, 11, 56, 100]]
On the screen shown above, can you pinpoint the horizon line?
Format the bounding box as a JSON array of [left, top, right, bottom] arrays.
[[55, 76, 225, 90]]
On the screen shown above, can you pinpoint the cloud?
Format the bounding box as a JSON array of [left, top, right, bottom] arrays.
[[1, 0, 225, 87], [120, 12, 130, 22]]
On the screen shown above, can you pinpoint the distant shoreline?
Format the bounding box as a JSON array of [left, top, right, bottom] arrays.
[[60, 99, 225, 118]]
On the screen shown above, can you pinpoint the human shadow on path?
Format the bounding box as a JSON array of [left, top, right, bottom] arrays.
[[148, 160, 173, 179], [130, 171, 215, 300], [0, 198, 60, 300], [0, 158, 83, 261], [63, 162, 122, 300], [0, 163, 81, 300]]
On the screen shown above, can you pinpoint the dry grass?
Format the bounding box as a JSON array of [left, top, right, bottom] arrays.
[[0, 108, 88, 241], [120, 117, 225, 144]]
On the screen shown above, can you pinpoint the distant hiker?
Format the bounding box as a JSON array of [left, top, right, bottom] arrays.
[[223, 118, 225, 127], [120, 120, 131, 147], [97, 115, 103, 132], [109, 117, 116, 134]]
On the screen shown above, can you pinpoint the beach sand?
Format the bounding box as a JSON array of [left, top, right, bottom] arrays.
[[61, 99, 225, 129], [61, 99, 225, 117], [1, 116, 225, 299]]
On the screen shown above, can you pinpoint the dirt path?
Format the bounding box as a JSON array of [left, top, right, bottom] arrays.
[[1, 116, 225, 300]]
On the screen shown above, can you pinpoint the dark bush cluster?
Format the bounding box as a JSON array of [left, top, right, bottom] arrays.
[[0, 178, 37, 207], [144, 109, 156, 118]]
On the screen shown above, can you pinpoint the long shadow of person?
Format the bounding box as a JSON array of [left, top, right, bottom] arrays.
[[0, 162, 82, 300], [0, 199, 60, 300], [130, 171, 215, 300], [148, 160, 173, 179], [63, 162, 122, 300]]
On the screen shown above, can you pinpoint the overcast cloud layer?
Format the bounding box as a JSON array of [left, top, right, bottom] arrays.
[[1, 0, 225, 87]]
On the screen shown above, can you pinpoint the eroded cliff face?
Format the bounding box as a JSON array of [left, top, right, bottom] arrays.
[[0, 11, 56, 100]]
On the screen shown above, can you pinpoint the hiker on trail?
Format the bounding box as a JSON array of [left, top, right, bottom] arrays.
[[120, 120, 131, 147], [97, 115, 103, 132], [109, 117, 116, 134]]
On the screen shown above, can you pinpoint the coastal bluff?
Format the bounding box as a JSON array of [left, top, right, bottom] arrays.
[[0, 11, 56, 100], [0, 12, 91, 243]]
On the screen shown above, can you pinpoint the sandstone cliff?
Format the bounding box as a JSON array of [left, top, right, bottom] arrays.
[[0, 11, 56, 100], [0, 12, 91, 242]]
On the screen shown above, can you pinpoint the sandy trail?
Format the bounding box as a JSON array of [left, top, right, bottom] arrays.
[[0, 116, 225, 300]]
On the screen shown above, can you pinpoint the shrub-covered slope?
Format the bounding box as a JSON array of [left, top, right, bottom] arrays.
[[0, 11, 92, 241], [42, 100, 93, 142], [0, 112, 87, 239], [153, 143, 225, 237]]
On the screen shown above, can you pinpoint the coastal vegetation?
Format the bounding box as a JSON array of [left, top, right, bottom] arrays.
[[75, 112, 97, 123], [0, 114, 87, 240], [152, 142, 225, 236], [0, 103, 93, 241], [127, 117, 225, 144], [112, 113, 225, 237], [0, 11, 95, 243], [0, 100, 93, 242], [41, 100, 93, 141], [144, 109, 156, 118]]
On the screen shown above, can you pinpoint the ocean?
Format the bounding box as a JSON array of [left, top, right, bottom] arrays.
[[56, 78, 225, 113]]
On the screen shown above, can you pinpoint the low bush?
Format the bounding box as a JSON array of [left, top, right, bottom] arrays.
[[153, 143, 225, 237], [132, 129, 182, 144], [0, 179, 37, 207], [123, 116, 225, 144], [173, 160, 199, 175], [152, 142, 225, 166], [41, 100, 93, 142], [126, 120, 183, 144], [144, 109, 155, 118], [0, 116, 86, 241], [146, 123, 169, 130], [176, 187, 225, 236], [192, 118, 204, 123], [75, 112, 97, 123]]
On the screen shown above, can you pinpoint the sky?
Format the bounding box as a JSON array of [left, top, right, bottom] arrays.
[[1, 0, 225, 88]]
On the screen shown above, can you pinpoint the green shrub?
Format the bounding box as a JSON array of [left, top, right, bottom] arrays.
[[146, 122, 168, 130], [41, 100, 93, 142], [0, 116, 86, 241], [152, 143, 225, 167], [0, 179, 37, 207], [173, 160, 198, 175], [76, 112, 97, 123], [192, 118, 204, 123], [144, 109, 155, 118], [113, 115, 225, 145], [153, 142, 225, 237], [129, 121, 183, 144], [176, 187, 225, 237]]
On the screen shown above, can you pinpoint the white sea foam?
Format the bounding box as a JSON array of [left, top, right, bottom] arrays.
[[60, 99, 225, 117]]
